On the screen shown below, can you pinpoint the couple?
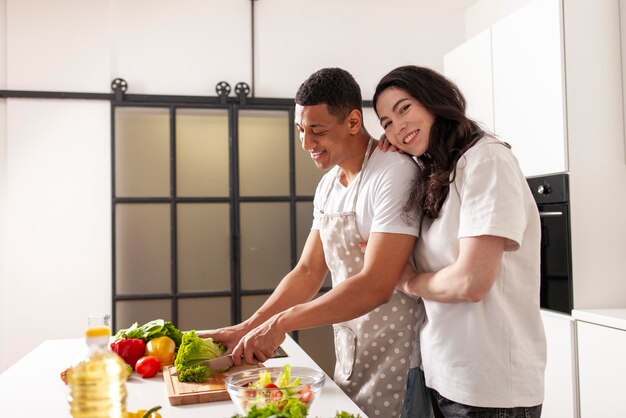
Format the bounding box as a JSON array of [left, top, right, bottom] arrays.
[[201, 67, 546, 418]]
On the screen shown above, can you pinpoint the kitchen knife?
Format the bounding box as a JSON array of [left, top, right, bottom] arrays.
[[171, 354, 233, 376]]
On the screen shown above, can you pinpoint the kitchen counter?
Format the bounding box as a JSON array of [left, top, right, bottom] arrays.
[[0, 335, 366, 418], [572, 308, 626, 331]]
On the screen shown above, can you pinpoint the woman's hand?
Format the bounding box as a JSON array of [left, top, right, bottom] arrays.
[[231, 316, 286, 366], [396, 261, 418, 295], [378, 133, 403, 153]]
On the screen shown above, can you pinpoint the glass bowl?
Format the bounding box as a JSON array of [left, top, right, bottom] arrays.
[[225, 366, 326, 415]]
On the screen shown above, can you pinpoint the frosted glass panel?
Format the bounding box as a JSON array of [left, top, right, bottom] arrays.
[[116, 204, 170, 295], [177, 203, 230, 292], [239, 110, 289, 196], [296, 202, 331, 287], [115, 107, 170, 197], [241, 295, 270, 321], [240, 202, 291, 289], [299, 324, 336, 376], [296, 202, 314, 259], [176, 109, 229, 197], [116, 299, 171, 332], [294, 129, 327, 195], [178, 297, 231, 330]]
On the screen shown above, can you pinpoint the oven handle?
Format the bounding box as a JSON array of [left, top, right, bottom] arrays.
[[539, 211, 563, 217]]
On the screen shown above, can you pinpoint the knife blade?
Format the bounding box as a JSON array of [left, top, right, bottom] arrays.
[[171, 354, 233, 376]]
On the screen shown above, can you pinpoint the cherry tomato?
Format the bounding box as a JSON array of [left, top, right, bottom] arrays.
[[135, 356, 160, 378], [145, 336, 175, 370], [264, 383, 278, 389], [300, 384, 313, 403]]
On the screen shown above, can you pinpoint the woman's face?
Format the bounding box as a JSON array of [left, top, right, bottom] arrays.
[[376, 87, 435, 157]]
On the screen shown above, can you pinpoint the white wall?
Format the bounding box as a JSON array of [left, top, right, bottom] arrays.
[[4, 99, 111, 366], [0, 0, 468, 371], [254, 0, 466, 100], [1, 0, 8, 372], [464, 0, 530, 39]]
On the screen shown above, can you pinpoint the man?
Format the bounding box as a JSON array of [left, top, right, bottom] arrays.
[[201, 68, 425, 418]]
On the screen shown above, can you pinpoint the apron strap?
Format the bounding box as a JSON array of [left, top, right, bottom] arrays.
[[320, 136, 375, 214]]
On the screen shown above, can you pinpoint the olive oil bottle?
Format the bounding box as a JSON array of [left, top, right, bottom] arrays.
[[68, 314, 128, 418]]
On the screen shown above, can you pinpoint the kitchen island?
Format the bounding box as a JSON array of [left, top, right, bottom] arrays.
[[0, 335, 366, 418]]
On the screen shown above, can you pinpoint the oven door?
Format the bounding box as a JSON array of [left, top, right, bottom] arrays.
[[538, 202, 573, 313]]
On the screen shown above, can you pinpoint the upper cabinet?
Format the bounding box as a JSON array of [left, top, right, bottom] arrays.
[[444, 29, 494, 134], [445, 0, 566, 177], [491, 0, 566, 177], [445, 0, 626, 310]]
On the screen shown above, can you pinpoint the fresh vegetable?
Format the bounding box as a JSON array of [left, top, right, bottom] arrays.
[[173, 330, 226, 382], [110, 338, 146, 369], [240, 365, 315, 413], [135, 356, 160, 378], [177, 364, 211, 383], [125, 406, 162, 418], [115, 319, 183, 348], [60, 367, 71, 384], [231, 398, 308, 418], [145, 336, 176, 370]]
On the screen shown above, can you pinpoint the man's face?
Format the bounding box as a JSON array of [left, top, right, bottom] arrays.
[[295, 103, 354, 171]]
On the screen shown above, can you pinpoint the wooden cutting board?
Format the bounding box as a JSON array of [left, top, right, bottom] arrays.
[[163, 364, 262, 406]]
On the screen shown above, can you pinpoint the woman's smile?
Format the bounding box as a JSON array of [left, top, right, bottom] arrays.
[[403, 129, 420, 145]]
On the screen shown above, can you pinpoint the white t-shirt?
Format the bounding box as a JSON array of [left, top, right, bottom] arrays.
[[415, 137, 546, 408], [312, 148, 420, 239]]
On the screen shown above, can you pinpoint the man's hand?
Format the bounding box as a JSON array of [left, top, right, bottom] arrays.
[[196, 324, 249, 355], [231, 316, 287, 366]]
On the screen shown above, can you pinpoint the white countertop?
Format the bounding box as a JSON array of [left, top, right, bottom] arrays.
[[0, 335, 365, 418], [572, 308, 626, 331]]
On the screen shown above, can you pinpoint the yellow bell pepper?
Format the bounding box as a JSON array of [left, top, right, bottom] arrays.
[[145, 336, 176, 370]]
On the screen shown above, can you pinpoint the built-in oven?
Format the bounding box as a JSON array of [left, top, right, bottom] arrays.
[[527, 173, 573, 314]]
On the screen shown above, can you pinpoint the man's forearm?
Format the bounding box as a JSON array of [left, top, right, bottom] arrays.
[[272, 273, 393, 334], [244, 268, 325, 329]]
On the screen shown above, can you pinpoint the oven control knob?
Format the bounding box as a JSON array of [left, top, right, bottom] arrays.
[[537, 183, 551, 195]]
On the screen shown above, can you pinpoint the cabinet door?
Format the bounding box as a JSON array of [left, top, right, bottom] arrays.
[[492, 0, 567, 176], [541, 311, 578, 418], [444, 28, 494, 133], [577, 321, 626, 417]]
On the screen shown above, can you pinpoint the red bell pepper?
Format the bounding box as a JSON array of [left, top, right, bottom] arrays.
[[110, 338, 146, 369]]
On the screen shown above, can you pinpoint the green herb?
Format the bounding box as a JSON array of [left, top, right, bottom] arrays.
[[114, 319, 183, 348], [334, 412, 362, 418]]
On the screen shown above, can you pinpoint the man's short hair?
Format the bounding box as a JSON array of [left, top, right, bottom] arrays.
[[295, 68, 363, 122]]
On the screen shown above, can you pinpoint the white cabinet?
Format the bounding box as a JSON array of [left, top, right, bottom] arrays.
[[577, 321, 626, 417], [444, 28, 494, 133], [491, 0, 566, 177], [541, 310, 578, 418]]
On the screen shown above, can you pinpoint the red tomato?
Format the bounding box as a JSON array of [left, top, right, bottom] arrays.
[[135, 356, 160, 378], [264, 383, 278, 389], [300, 385, 313, 403]]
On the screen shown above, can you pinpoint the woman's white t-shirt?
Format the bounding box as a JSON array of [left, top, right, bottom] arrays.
[[415, 137, 546, 408]]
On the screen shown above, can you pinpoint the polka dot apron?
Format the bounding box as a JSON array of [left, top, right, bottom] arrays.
[[318, 138, 418, 417]]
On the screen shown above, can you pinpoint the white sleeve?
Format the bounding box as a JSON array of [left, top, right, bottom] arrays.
[[457, 145, 526, 251], [370, 158, 420, 237]]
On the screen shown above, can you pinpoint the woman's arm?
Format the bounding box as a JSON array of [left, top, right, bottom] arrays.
[[399, 235, 506, 303]]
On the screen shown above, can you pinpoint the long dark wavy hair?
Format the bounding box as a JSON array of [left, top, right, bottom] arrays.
[[373, 65, 502, 219]]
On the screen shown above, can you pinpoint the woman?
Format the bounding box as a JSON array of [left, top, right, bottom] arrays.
[[373, 65, 546, 417]]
